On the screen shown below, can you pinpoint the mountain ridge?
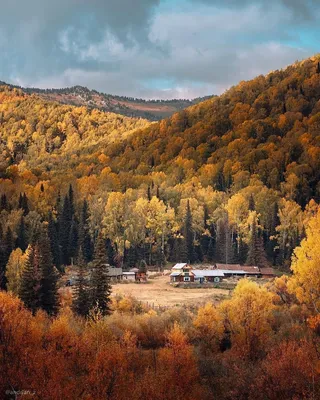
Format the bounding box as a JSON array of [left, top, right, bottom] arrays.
[[0, 80, 212, 121]]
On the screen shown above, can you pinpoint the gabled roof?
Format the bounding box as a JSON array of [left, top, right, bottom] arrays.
[[172, 263, 188, 270], [170, 272, 181, 277]]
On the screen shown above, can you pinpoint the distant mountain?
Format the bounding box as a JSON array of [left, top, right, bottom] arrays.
[[0, 81, 212, 121]]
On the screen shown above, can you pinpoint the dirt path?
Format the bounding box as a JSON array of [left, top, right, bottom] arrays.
[[112, 275, 230, 307]]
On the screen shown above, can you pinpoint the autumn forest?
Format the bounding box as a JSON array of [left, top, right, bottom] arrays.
[[1, 55, 320, 399]]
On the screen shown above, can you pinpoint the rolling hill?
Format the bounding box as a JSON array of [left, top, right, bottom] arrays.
[[0, 81, 211, 121]]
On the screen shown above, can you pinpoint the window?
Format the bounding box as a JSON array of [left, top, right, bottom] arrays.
[[184, 277, 190, 282]]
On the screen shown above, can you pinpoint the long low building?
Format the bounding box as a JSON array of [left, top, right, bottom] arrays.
[[170, 263, 275, 283]]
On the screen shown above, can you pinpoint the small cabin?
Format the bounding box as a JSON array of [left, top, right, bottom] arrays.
[[170, 264, 194, 282], [105, 265, 123, 281], [123, 271, 136, 281]]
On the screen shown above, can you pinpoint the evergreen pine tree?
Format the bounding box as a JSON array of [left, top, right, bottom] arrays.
[[90, 233, 112, 316], [106, 238, 116, 265], [0, 194, 8, 211], [1, 228, 13, 289], [18, 193, 23, 209], [60, 194, 72, 265], [79, 200, 93, 262], [246, 214, 269, 267], [21, 193, 29, 216], [68, 218, 79, 265], [184, 201, 196, 263], [19, 244, 41, 314], [248, 194, 255, 211], [39, 228, 59, 315], [207, 237, 215, 262], [147, 186, 151, 201], [72, 250, 90, 317], [16, 216, 27, 252], [48, 211, 62, 272]]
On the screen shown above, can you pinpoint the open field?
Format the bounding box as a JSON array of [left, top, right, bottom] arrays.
[[112, 275, 231, 307]]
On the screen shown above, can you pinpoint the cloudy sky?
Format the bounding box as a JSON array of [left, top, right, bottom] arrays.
[[0, 0, 319, 99]]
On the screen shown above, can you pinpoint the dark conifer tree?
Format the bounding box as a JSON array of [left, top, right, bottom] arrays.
[[1, 228, 13, 289], [248, 194, 255, 211], [19, 244, 41, 314], [0, 194, 8, 211], [106, 238, 116, 265], [21, 193, 29, 216], [72, 250, 90, 317], [207, 237, 215, 262], [16, 216, 27, 252], [246, 215, 269, 267], [184, 201, 196, 263], [68, 219, 79, 265], [60, 194, 72, 265], [48, 211, 62, 272], [266, 202, 280, 264], [68, 184, 75, 217], [18, 193, 23, 209], [39, 228, 59, 315], [147, 186, 152, 201], [90, 233, 112, 316], [79, 200, 93, 262]]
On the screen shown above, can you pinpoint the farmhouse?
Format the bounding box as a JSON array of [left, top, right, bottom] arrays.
[[170, 264, 195, 282], [170, 262, 275, 284]]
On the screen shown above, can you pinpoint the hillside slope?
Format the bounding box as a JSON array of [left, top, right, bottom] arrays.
[[107, 55, 320, 207], [0, 82, 211, 121], [1, 56, 320, 270]]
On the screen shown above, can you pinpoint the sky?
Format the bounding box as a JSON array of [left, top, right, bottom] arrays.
[[0, 0, 319, 99]]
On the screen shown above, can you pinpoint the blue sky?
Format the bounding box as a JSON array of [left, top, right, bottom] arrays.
[[0, 0, 319, 99]]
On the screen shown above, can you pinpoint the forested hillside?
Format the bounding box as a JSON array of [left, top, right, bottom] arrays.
[[2, 56, 320, 278], [0, 82, 210, 121]]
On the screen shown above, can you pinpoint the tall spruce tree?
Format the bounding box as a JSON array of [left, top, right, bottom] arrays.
[[68, 219, 79, 265], [48, 211, 62, 271], [246, 214, 269, 267], [18, 193, 29, 216], [79, 200, 93, 262], [60, 194, 72, 265], [39, 228, 59, 315], [106, 238, 116, 265], [72, 250, 90, 317], [19, 244, 41, 314], [16, 216, 27, 252], [183, 201, 196, 263], [90, 233, 112, 316], [1, 228, 13, 289]]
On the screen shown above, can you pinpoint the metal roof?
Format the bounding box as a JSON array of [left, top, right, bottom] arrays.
[[170, 272, 181, 277], [192, 270, 225, 277], [219, 269, 247, 274], [172, 263, 187, 270]]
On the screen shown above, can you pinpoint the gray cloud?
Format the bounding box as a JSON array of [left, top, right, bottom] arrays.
[[0, 0, 317, 99]]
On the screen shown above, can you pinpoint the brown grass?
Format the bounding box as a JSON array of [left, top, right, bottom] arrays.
[[112, 275, 230, 307]]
